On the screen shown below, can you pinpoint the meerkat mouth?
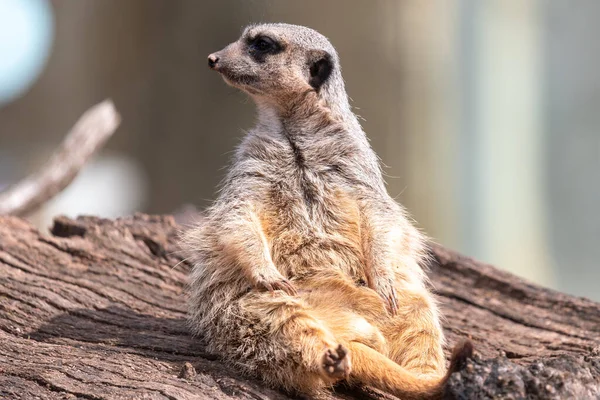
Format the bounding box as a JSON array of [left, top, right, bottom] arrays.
[[219, 69, 258, 87]]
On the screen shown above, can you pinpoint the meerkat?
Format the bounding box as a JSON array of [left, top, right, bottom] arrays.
[[181, 23, 472, 399]]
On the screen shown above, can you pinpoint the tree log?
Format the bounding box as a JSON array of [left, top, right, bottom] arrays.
[[0, 214, 598, 399]]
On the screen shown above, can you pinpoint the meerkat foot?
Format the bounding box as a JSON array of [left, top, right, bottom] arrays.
[[322, 344, 351, 380]]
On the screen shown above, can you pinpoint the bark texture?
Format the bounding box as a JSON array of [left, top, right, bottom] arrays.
[[0, 214, 598, 399]]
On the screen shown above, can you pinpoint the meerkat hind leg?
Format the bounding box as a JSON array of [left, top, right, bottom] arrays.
[[242, 295, 352, 391]]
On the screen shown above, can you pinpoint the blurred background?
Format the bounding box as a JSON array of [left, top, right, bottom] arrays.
[[0, 0, 598, 301]]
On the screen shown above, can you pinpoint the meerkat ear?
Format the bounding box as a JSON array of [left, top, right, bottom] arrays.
[[308, 52, 333, 90]]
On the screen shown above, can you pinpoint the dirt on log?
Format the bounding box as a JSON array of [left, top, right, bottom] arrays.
[[0, 214, 598, 400]]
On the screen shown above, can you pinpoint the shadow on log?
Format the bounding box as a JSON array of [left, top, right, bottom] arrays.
[[0, 214, 598, 399]]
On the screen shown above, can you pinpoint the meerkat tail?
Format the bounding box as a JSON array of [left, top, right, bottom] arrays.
[[348, 340, 473, 400], [446, 339, 474, 377]]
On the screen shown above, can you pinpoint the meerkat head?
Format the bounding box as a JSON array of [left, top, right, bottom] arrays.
[[208, 23, 349, 114]]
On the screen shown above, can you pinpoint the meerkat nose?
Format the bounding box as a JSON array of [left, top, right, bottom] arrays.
[[208, 54, 220, 69]]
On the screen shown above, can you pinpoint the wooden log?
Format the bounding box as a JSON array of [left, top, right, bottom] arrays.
[[0, 214, 598, 399]]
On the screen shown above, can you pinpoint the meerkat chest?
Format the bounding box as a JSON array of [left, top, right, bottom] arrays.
[[241, 132, 369, 275]]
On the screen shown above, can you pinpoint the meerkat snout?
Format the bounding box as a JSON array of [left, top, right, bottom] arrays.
[[208, 53, 219, 69]]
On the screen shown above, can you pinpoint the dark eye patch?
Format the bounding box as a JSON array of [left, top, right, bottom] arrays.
[[247, 35, 283, 63]]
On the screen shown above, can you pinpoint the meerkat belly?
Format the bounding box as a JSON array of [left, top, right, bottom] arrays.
[[274, 230, 365, 281], [261, 183, 366, 282]]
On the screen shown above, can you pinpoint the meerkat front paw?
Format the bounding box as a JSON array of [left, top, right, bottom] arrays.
[[254, 272, 298, 296], [321, 344, 351, 380]]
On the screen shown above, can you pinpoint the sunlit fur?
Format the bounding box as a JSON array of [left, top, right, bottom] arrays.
[[182, 23, 470, 399]]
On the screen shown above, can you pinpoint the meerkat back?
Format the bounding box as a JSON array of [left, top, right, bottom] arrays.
[[181, 23, 472, 399]]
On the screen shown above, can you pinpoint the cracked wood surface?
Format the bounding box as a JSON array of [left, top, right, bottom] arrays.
[[0, 214, 598, 399]]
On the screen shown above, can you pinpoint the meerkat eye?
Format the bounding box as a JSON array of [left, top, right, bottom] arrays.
[[247, 36, 282, 62], [254, 38, 273, 52], [249, 36, 280, 55]]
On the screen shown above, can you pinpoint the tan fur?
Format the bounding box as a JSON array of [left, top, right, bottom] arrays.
[[182, 23, 471, 399]]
